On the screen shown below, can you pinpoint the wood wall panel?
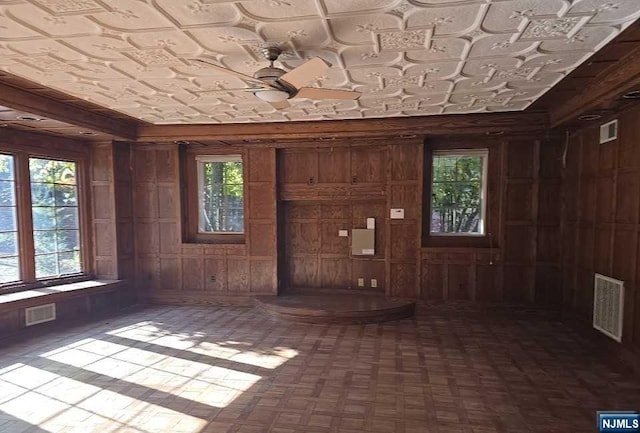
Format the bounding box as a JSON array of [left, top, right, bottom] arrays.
[[132, 144, 277, 304], [561, 103, 640, 374], [420, 136, 562, 304]]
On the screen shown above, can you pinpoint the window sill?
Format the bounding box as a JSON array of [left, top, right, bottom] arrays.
[[0, 279, 124, 311]]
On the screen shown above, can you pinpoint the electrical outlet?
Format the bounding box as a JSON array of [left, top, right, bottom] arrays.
[[371, 279, 377, 288], [210, 275, 216, 282], [357, 278, 364, 287]]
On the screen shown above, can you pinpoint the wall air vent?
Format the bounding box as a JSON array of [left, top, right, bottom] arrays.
[[25, 303, 56, 326], [593, 274, 624, 342], [599, 120, 618, 144]]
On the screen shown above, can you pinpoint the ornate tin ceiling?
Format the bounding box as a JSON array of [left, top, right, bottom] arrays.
[[0, 0, 638, 124]]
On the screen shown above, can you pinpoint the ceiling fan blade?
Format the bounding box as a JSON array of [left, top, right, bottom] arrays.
[[278, 57, 330, 90], [268, 100, 290, 109], [293, 87, 362, 100], [190, 58, 275, 88]]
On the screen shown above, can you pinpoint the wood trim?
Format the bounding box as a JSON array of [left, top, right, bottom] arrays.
[[550, 45, 640, 127], [137, 112, 549, 142], [0, 82, 138, 140]]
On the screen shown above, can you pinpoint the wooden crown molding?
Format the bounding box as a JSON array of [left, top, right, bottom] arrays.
[[136, 112, 549, 143], [0, 81, 139, 140]]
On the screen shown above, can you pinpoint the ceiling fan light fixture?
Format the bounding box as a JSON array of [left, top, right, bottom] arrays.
[[254, 89, 290, 102]]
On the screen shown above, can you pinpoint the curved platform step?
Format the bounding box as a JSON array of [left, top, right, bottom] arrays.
[[255, 294, 415, 324]]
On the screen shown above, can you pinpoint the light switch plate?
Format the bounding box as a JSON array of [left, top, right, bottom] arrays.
[[371, 279, 377, 288], [339, 230, 348, 237], [357, 278, 364, 287], [366, 217, 375, 229], [390, 208, 405, 219]]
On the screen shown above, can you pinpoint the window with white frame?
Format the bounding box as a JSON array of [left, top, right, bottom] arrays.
[[430, 149, 487, 236], [196, 155, 244, 234]]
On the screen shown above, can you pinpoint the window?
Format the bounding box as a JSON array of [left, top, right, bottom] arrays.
[[196, 155, 244, 234], [30, 158, 81, 278], [0, 154, 19, 284], [0, 149, 86, 290], [430, 149, 487, 236]]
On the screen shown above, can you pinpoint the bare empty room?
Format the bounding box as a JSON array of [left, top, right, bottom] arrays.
[[0, 1, 640, 432]]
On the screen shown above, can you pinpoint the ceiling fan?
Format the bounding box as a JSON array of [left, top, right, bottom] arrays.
[[192, 46, 361, 109]]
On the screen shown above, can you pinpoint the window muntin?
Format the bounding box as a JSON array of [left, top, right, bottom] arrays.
[[196, 155, 244, 234], [0, 154, 19, 284], [29, 158, 81, 279], [430, 149, 487, 236]]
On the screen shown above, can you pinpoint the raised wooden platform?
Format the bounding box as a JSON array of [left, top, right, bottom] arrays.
[[255, 294, 415, 324]]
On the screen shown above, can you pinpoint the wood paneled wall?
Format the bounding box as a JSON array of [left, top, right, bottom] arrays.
[[131, 144, 277, 305], [561, 104, 640, 372], [121, 136, 565, 304], [420, 137, 563, 303]]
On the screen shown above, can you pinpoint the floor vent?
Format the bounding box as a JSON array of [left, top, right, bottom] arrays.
[[25, 303, 56, 326], [593, 274, 624, 342]]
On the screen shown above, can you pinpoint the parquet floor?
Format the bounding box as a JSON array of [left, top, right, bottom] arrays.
[[0, 304, 638, 433]]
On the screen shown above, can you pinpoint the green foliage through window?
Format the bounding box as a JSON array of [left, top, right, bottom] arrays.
[[198, 157, 244, 233], [30, 158, 81, 278], [430, 151, 486, 235]]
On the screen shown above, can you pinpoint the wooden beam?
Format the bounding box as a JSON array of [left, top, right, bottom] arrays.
[[0, 82, 138, 140], [550, 46, 640, 127], [136, 112, 549, 142]]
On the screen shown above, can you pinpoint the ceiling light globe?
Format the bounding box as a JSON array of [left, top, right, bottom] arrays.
[[254, 89, 290, 102]]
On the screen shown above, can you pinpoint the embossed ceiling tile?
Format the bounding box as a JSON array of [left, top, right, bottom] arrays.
[[6, 38, 85, 61], [355, 83, 402, 98], [0, 14, 44, 39], [462, 57, 521, 76], [320, 0, 397, 17], [443, 104, 485, 114], [4, 59, 78, 81], [522, 52, 591, 73], [405, 80, 454, 95], [30, 0, 105, 15], [236, 0, 320, 21], [454, 78, 507, 93], [188, 27, 261, 54], [519, 16, 591, 42], [340, 46, 400, 67], [348, 66, 401, 84], [8, 3, 101, 37], [538, 26, 617, 52], [90, 0, 174, 32], [258, 20, 330, 48], [482, 0, 565, 33], [110, 62, 177, 80], [70, 64, 128, 81], [403, 93, 450, 107], [126, 31, 202, 55], [486, 100, 530, 111], [404, 61, 461, 80], [570, 0, 640, 23], [64, 36, 132, 60], [497, 88, 547, 101], [404, 38, 469, 62], [192, 75, 255, 91], [153, 0, 240, 27], [406, 4, 485, 36], [412, 0, 484, 5], [468, 34, 537, 58], [506, 71, 564, 89], [327, 14, 401, 45], [403, 105, 443, 115]]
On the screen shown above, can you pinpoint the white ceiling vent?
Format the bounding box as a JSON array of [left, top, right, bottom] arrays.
[[600, 120, 618, 144], [25, 303, 56, 327], [593, 274, 624, 342]]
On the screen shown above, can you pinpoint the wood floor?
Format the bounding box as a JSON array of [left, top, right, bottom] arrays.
[[0, 304, 638, 433]]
